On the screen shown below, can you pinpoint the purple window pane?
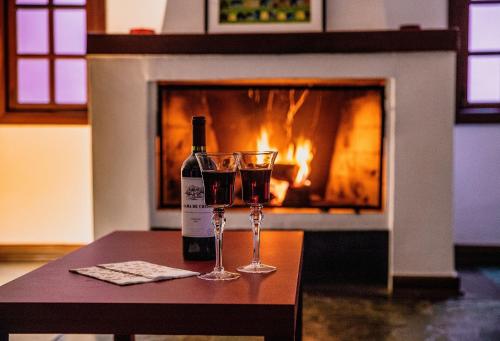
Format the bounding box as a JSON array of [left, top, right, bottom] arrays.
[[18, 58, 50, 104], [55, 59, 87, 104], [53, 0, 86, 4], [469, 4, 500, 52], [468, 56, 500, 103], [16, 0, 48, 4], [54, 9, 86, 55], [17, 9, 49, 54]]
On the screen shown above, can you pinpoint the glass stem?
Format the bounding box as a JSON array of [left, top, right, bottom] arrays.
[[212, 207, 225, 273], [250, 204, 263, 266]]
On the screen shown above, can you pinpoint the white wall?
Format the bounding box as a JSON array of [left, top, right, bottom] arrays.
[[383, 0, 447, 29], [106, 0, 168, 33], [328, 0, 448, 31], [454, 125, 500, 246], [106, 0, 448, 33], [0, 126, 93, 244]]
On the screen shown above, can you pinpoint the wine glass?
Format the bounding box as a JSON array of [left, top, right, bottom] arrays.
[[237, 151, 278, 274], [195, 152, 240, 281]]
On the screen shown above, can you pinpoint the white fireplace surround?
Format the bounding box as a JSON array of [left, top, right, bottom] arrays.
[[89, 52, 456, 279]]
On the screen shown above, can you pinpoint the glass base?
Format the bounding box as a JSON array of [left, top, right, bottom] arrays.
[[237, 262, 277, 274], [198, 270, 240, 281]]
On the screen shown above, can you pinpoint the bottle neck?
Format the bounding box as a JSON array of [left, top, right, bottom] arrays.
[[192, 145, 206, 153], [192, 120, 206, 154]]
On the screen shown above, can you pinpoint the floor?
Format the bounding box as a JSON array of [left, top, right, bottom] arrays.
[[1, 264, 499, 341]]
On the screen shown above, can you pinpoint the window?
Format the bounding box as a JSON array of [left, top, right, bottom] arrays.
[[450, 0, 500, 123], [0, 0, 104, 124]]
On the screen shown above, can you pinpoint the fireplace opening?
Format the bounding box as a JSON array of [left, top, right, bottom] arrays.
[[157, 79, 385, 211]]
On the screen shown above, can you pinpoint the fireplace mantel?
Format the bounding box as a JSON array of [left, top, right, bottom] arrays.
[[87, 29, 459, 55]]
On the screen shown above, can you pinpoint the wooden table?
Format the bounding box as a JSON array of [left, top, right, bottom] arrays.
[[0, 231, 303, 340]]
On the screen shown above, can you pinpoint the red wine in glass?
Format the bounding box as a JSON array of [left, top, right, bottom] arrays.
[[240, 169, 272, 205], [202, 170, 236, 207], [236, 151, 278, 274], [195, 152, 240, 281]]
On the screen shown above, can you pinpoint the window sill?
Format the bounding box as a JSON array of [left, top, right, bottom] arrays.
[[457, 107, 500, 124], [0, 111, 88, 125]]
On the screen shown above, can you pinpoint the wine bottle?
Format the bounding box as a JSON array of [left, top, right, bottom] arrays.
[[181, 116, 215, 260]]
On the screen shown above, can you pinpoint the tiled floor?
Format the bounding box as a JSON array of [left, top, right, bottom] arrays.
[[1, 263, 500, 341], [304, 277, 500, 340]]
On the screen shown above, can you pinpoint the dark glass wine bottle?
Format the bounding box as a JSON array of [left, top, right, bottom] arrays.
[[181, 116, 215, 260]]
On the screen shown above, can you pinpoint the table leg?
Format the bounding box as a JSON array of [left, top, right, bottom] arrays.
[[0, 333, 8, 341], [265, 278, 302, 341], [113, 335, 134, 341], [296, 280, 303, 341]]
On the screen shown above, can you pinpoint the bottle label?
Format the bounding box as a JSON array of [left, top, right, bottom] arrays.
[[181, 177, 213, 237]]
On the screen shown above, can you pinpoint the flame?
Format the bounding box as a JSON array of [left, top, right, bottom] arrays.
[[256, 128, 275, 164], [256, 127, 272, 151], [285, 144, 295, 163], [270, 178, 289, 205], [293, 138, 313, 186], [255, 128, 314, 203]]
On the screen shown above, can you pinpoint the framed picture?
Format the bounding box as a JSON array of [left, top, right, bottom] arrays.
[[206, 0, 324, 33]]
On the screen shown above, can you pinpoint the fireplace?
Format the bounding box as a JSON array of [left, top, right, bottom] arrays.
[[157, 79, 385, 211], [89, 43, 457, 281]]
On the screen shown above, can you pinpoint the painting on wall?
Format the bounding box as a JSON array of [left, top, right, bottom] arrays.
[[207, 0, 324, 33]]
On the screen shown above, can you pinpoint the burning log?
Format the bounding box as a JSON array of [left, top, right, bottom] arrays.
[[272, 163, 299, 183], [283, 185, 311, 206]]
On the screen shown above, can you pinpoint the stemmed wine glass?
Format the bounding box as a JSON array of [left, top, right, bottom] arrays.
[[195, 152, 240, 281], [237, 151, 278, 274]]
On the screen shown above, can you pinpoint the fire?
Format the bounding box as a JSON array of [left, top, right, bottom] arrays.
[[293, 138, 313, 186], [255, 128, 314, 203], [286, 144, 294, 162], [256, 128, 274, 164], [270, 179, 289, 205]]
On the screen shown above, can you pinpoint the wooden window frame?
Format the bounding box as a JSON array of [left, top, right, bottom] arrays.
[[0, 0, 105, 124], [450, 0, 500, 123]]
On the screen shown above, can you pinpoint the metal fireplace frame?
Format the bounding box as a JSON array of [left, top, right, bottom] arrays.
[[156, 78, 386, 212]]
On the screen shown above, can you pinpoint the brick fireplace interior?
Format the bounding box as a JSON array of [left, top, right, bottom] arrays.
[[158, 80, 385, 212]]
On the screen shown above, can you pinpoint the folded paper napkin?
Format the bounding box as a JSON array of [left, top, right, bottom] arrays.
[[70, 260, 199, 286]]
